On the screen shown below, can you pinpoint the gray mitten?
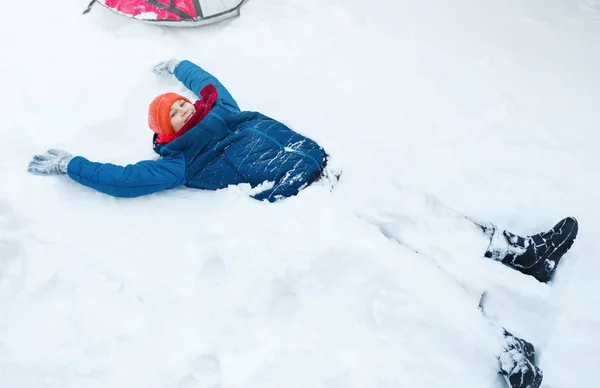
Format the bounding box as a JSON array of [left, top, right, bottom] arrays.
[[152, 59, 180, 76], [28, 149, 73, 176]]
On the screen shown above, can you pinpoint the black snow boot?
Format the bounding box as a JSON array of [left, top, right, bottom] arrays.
[[484, 217, 578, 283], [499, 331, 543, 388]]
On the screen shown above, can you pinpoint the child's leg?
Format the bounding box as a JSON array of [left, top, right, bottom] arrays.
[[346, 183, 575, 387], [353, 186, 501, 294], [352, 184, 577, 286]]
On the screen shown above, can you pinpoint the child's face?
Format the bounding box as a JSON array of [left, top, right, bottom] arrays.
[[170, 100, 196, 133]]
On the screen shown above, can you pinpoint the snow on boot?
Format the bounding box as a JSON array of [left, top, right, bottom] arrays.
[[499, 332, 543, 388], [484, 217, 578, 283]]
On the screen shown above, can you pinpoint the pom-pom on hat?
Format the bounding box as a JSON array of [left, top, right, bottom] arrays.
[[148, 93, 191, 136]]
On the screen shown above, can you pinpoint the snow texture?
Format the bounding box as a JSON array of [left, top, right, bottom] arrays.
[[1, 0, 599, 387]]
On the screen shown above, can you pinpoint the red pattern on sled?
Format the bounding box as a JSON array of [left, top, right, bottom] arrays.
[[105, 0, 198, 21]]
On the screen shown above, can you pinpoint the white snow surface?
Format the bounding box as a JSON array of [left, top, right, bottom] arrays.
[[1, 0, 599, 387]]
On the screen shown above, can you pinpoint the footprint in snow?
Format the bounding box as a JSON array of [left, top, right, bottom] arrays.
[[0, 201, 25, 231], [177, 354, 221, 388], [580, 0, 600, 16], [269, 290, 299, 319], [0, 239, 25, 298], [197, 257, 226, 286], [0, 201, 26, 298]]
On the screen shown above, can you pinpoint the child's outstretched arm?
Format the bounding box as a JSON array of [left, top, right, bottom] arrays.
[[175, 60, 240, 111], [29, 149, 186, 198], [153, 59, 240, 111]]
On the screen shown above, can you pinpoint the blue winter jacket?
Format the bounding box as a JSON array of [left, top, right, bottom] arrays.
[[67, 61, 327, 202]]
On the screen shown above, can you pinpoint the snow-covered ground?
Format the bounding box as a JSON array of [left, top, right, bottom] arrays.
[[1, 0, 599, 387]]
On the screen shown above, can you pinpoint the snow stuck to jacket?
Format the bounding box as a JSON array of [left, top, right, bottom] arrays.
[[0, 0, 599, 387]]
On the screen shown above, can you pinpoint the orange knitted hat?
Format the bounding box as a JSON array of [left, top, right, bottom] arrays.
[[148, 93, 192, 136]]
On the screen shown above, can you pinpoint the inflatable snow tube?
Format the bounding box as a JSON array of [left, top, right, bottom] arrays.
[[97, 0, 247, 26]]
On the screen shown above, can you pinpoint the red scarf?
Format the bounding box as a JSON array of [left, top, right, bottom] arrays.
[[155, 84, 219, 144]]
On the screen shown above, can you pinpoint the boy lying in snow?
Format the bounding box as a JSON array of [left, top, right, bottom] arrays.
[[28, 59, 579, 388], [28, 59, 328, 202]]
